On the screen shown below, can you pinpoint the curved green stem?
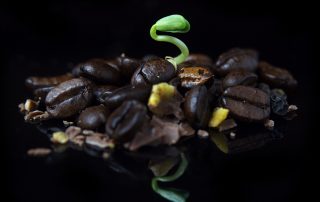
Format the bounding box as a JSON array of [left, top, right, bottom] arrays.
[[150, 25, 189, 65]]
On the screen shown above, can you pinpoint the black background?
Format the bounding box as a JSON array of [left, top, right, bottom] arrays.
[[1, 0, 316, 202]]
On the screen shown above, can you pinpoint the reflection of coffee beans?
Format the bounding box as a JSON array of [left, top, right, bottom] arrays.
[[222, 70, 257, 89], [215, 48, 258, 76], [105, 100, 147, 142], [222, 85, 270, 122], [45, 78, 93, 118]]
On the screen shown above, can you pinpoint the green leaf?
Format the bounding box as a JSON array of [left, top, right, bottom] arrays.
[[155, 14, 190, 33]]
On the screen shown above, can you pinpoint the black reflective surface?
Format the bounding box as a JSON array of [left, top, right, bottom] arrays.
[[2, 1, 315, 202]]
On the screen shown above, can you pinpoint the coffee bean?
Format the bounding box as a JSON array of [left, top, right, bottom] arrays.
[[222, 85, 270, 122], [184, 53, 213, 66], [115, 54, 141, 78], [25, 73, 73, 90], [77, 105, 109, 130], [184, 86, 212, 128], [258, 61, 297, 89], [99, 85, 150, 108], [178, 66, 213, 88], [33, 86, 55, 100], [45, 78, 93, 118], [78, 59, 122, 84], [105, 100, 147, 142], [93, 85, 118, 100], [131, 58, 176, 86], [222, 70, 257, 89], [215, 48, 258, 76]]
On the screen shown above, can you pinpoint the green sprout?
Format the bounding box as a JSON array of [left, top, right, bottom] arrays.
[[151, 153, 189, 202], [150, 14, 190, 68]]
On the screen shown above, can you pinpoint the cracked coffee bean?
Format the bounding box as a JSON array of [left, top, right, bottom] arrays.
[[105, 100, 147, 142], [222, 85, 270, 122], [25, 73, 73, 90], [77, 105, 110, 130], [258, 61, 297, 89], [78, 59, 122, 84], [222, 69, 257, 89], [215, 48, 258, 76], [99, 85, 150, 109], [184, 86, 212, 128], [131, 58, 176, 86], [178, 66, 213, 88], [45, 78, 93, 118]]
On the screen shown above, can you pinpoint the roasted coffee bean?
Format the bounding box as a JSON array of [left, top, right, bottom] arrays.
[[93, 85, 118, 100], [99, 85, 150, 108], [222, 85, 270, 122], [106, 100, 147, 142], [185, 53, 213, 66], [115, 54, 141, 78], [33, 86, 55, 100], [178, 66, 213, 88], [77, 105, 109, 130], [142, 55, 161, 62], [24, 110, 50, 123], [45, 78, 93, 118], [258, 61, 297, 89], [215, 48, 258, 76], [25, 73, 73, 90], [222, 70, 257, 89], [270, 89, 288, 116], [257, 83, 271, 95], [78, 59, 122, 84], [184, 86, 212, 128], [131, 58, 176, 86]]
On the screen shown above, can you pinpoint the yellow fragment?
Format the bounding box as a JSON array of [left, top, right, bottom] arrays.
[[52, 131, 69, 144], [209, 107, 229, 128], [148, 82, 175, 107]]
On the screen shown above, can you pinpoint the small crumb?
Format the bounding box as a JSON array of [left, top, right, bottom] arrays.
[[27, 148, 52, 157], [51, 131, 69, 144], [63, 120, 74, 127], [25, 99, 39, 112], [82, 130, 95, 135], [65, 126, 82, 139], [230, 132, 236, 139], [197, 130, 209, 138], [209, 107, 229, 128], [102, 152, 110, 160], [264, 119, 275, 129], [288, 105, 298, 112], [18, 103, 26, 113]]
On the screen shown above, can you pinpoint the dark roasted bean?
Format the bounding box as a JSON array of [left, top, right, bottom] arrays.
[[33, 86, 55, 100], [99, 85, 150, 108], [106, 100, 147, 142], [215, 48, 258, 76], [258, 61, 297, 89], [78, 59, 122, 84], [93, 85, 118, 100], [45, 78, 93, 118], [222, 70, 257, 89], [77, 105, 109, 130], [116, 54, 141, 78], [131, 58, 176, 86], [25, 73, 73, 90], [185, 53, 213, 66], [178, 66, 213, 88], [184, 86, 212, 128], [270, 89, 289, 116], [222, 85, 270, 122]]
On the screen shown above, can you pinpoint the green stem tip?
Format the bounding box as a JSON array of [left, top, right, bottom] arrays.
[[150, 14, 190, 67]]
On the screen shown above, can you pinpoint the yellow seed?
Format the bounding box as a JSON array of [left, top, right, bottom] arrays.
[[148, 82, 175, 107], [51, 131, 69, 144], [209, 107, 229, 128]]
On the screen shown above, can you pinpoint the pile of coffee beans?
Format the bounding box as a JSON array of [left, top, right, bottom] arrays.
[[19, 49, 298, 154]]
